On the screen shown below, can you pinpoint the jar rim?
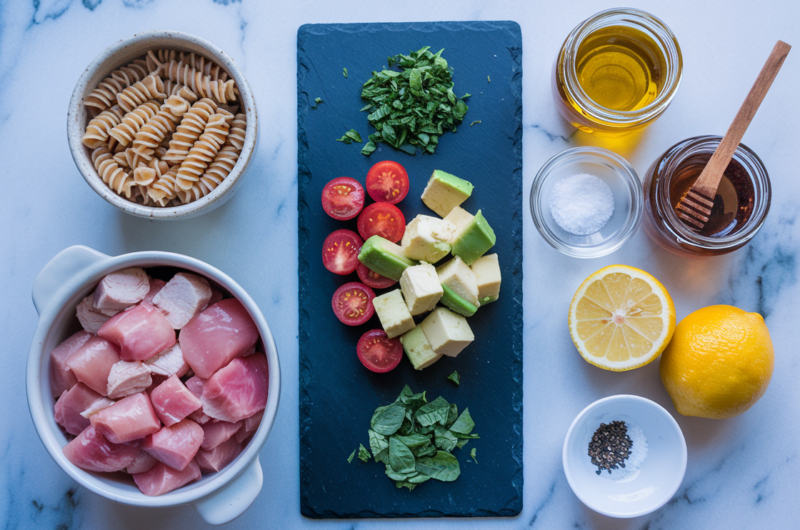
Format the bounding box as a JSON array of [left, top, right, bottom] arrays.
[[653, 135, 771, 249], [560, 7, 683, 126]]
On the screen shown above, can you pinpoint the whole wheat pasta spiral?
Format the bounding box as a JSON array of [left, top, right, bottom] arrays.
[[175, 110, 232, 190], [81, 106, 124, 148], [228, 113, 247, 150], [162, 98, 217, 164], [117, 74, 166, 113], [108, 101, 160, 146], [148, 52, 237, 105], [92, 147, 134, 197], [132, 90, 197, 159], [85, 59, 149, 111], [148, 165, 180, 205]]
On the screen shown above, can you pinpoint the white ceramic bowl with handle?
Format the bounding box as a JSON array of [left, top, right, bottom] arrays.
[[67, 30, 258, 220], [27, 245, 280, 525]]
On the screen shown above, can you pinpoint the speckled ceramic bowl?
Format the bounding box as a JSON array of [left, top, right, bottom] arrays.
[[27, 246, 281, 525], [67, 30, 258, 220]]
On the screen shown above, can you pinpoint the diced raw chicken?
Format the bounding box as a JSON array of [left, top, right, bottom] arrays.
[[127, 450, 158, 474], [66, 336, 121, 395], [63, 425, 142, 473], [180, 299, 260, 379], [235, 426, 251, 444], [93, 267, 150, 311], [90, 392, 161, 444], [133, 459, 201, 496], [54, 383, 104, 436], [143, 418, 204, 471], [80, 397, 115, 418], [98, 303, 176, 362], [207, 288, 224, 308], [144, 343, 189, 378], [195, 437, 243, 474], [184, 376, 211, 424], [76, 296, 114, 334], [152, 273, 212, 330], [142, 278, 167, 305], [150, 375, 202, 427], [200, 354, 269, 423], [50, 331, 91, 396], [107, 360, 153, 399], [200, 421, 242, 450], [189, 410, 211, 425], [244, 410, 263, 435]]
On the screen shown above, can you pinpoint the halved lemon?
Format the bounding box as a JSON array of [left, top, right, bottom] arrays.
[[569, 265, 675, 371]]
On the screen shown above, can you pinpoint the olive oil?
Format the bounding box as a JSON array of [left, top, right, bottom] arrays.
[[575, 26, 667, 112]]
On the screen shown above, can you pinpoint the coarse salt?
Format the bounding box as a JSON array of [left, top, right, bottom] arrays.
[[608, 423, 648, 482], [549, 173, 614, 235]]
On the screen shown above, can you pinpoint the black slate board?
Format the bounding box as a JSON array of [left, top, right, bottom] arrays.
[[298, 21, 523, 518]]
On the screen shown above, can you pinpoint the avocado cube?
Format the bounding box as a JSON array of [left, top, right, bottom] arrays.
[[440, 285, 478, 317], [358, 236, 417, 281], [399, 262, 443, 316], [400, 215, 455, 263], [419, 307, 474, 358], [421, 170, 474, 217], [451, 210, 496, 265], [471, 253, 501, 305], [400, 326, 442, 370], [372, 289, 415, 339], [443, 206, 474, 236], [436, 256, 480, 307]]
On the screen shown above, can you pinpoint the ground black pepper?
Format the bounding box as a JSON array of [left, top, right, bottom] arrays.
[[588, 420, 633, 475]]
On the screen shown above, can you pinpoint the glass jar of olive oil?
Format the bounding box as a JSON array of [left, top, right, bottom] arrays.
[[553, 8, 683, 136]]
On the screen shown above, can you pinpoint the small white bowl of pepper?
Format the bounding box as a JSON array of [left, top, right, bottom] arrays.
[[562, 394, 687, 518]]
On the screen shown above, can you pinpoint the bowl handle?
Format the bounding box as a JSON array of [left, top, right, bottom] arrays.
[[32, 245, 109, 315], [192, 457, 263, 525]]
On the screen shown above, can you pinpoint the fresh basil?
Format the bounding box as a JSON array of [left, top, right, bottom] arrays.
[[388, 437, 416, 474], [470, 447, 477, 464], [449, 408, 475, 436], [447, 371, 460, 386], [358, 444, 371, 463], [347, 449, 356, 463], [336, 129, 362, 144], [371, 403, 406, 435], [415, 396, 450, 427], [343, 67, 348, 78], [415, 451, 461, 482], [369, 429, 389, 463], [434, 426, 458, 452]]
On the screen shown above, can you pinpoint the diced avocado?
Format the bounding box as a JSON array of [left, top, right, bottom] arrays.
[[400, 215, 455, 263], [400, 326, 442, 370], [436, 256, 480, 307], [440, 284, 478, 317], [421, 170, 474, 217], [399, 262, 443, 316], [443, 206, 474, 236], [373, 289, 415, 339], [451, 210, 496, 265], [419, 307, 474, 358], [471, 253, 501, 305], [358, 236, 417, 281]]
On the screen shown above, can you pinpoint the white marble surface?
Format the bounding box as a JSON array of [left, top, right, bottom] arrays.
[[1, 0, 799, 528]]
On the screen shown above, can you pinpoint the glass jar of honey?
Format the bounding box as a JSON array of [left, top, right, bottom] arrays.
[[642, 136, 771, 257], [553, 8, 683, 136]]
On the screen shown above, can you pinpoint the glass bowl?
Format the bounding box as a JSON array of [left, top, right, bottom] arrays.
[[530, 147, 643, 258]]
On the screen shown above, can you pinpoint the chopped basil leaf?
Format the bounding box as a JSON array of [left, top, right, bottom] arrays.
[[358, 444, 371, 462], [347, 449, 356, 463], [315, 97, 322, 104], [487, 75, 491, 83], [336, 129, 363, 144], [343, 67, 348, 78], [470, 120, 481, 127], [471, 447, 478, 463], [447, 371, 460, 385], [388, 437, 416, 474], [415, 451, 461, 482]]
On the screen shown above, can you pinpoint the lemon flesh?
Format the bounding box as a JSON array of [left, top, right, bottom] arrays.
[[569, 265, 676, 371]]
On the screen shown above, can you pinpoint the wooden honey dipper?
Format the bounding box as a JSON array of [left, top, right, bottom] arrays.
[[676, 40, 791, 231]]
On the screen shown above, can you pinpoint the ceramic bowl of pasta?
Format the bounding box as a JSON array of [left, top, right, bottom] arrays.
[[27, 245, 281, 525], [67, 30, 257, 220]]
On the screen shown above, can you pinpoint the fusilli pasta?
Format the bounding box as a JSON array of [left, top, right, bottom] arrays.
[[116, 74, 166, 113], [131, 90, 198, 159], [92, 147, 134, 197], [108, 100, 160, 146], [148, 51, 236, 105], [175, 110, 232, 190], [81, 105, 124, 148], [85, 59, 149, 111], [162, 98, 218, 164]]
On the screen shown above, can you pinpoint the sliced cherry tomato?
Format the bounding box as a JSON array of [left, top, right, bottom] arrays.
[[357, 202, 406, 243], [366, 160, 410, 204], [332, 282, 375, 326], [357, 329, 403, 373], [356, 262, 397, 289], [322, 229, 363, 275], [322, 177, 365, 220]]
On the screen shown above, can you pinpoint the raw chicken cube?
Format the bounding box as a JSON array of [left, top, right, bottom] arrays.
[[142, 279, 167, 305], [195, 437, 243, 474], [150, 375, 202, 427], [76, 296, 114, 334], [63, 425, 142, 473], [207, 288, 224, 308], [144, 343, 189, 378], [90, 392, 161, 444], [98, 303, 176, 362], [80, 397, 115, 419], [107, 360, 152, 399], [152, 273, 212, 330], [200, 421, 242, 450], [143, 418, 204, 471], [54, 383, 105, 436], [189, 410, 211, 425], [184, 376, 211, 424], [66, 336, 121, 395], [200, 354, 268, 423], [50, 330, 91, 397], [133, 459, 201, 496], [93, 267, 150, 311], [126, 450, 158, 474], [180, 299, 259, 379]]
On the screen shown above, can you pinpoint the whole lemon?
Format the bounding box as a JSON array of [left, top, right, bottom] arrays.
[[659, 305, 774, 419]]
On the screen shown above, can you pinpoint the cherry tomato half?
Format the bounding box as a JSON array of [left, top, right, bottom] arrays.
[[322, 229, 363, 275], [332, 282, 375, 326], [357, 329, 403, 373], [356, 262, 397, 289], [322, 177, 365, 220], [357, 202, 406, 243], [366, 160, 410, 204]]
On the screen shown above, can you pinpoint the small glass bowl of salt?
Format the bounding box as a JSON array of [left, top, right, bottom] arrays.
[[530, 147, 643, 258]]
